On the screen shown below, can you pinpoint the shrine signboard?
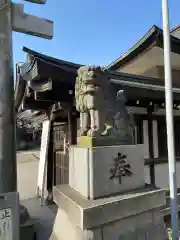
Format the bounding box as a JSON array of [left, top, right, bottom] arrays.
[[0, 192, 19, 240]]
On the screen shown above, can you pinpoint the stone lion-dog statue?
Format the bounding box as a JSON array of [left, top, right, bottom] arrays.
[[75, 65, 134, 140]]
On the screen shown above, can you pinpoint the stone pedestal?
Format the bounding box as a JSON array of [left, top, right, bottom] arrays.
[[51, 143, 168, 240]]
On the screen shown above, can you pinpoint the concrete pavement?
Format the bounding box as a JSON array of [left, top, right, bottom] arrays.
[[17, 150, 56, 240], [17, 151, 39, 199]]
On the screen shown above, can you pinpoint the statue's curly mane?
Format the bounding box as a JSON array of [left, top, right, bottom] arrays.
[[75, 69, 85, 111], [75, 66, 105, 112]]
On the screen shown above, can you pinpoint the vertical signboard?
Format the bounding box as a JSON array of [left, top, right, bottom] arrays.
[[0, 192, 19, 240], [37, 120, 51, 205]]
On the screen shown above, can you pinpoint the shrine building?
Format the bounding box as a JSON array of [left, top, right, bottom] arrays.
[[14, 25, 180, 199]]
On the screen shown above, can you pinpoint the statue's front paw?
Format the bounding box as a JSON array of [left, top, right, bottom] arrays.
[[101, 126, 113, 136], [87, 129, 93, 137], [80, 129, 88, 136], [87, 129, 100, 137]]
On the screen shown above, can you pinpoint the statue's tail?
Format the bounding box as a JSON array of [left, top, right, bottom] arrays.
[[116, 90, 127, 103]]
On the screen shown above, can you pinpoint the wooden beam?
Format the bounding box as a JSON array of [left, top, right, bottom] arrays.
[[115, 85, 180, 102], [35, 91, 73, 103], [22, 98, 53, 110], [147, 106, 155, 186], [68, 110, 77, 145], [23, 0, 46, 4]]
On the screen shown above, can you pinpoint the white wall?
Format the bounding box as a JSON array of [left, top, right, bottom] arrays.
[[143, 120, 149, 158], [140, 119, 159, 159], [144, 162, 180, 189], [152, 120, 159, 158]]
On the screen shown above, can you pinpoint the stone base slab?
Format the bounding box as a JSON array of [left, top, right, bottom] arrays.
[[69, 144, 145, 199], [77, 136, 133, 147], [53, 185, 166, 230], [51, 208, 168, 240], [51, 185, 167, 240]]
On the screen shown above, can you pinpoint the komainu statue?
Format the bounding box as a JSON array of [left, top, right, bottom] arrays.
[[75, 65, 134, 141]]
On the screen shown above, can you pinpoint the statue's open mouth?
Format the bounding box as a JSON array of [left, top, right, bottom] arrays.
[[84, 79, 101, 87], [84, 78, 95, 83], [85, 85, 101, 90]]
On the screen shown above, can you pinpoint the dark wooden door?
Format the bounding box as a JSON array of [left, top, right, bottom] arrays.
[[157, 119, 168, 158], [53, 122, 69, 185], [174, 120, 180, 157]]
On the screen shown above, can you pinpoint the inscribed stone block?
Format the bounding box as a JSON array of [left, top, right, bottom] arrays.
[[69, 145, 145, 199]]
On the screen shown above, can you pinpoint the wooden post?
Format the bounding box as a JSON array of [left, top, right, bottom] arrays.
[[68, 107, 77, 145], [0, 0, 17, 193], [147, 106, 155, 186]]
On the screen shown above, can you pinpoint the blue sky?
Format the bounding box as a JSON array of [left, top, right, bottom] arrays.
[[12, 0, 180, 68]]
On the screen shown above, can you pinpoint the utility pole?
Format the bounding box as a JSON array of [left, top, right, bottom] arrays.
[[0, 0, 16, 193], [162, 0, 179, 239], [0, 0, 53, 193], [0, 0, 53, 237], [0, 0, 53, 192]]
